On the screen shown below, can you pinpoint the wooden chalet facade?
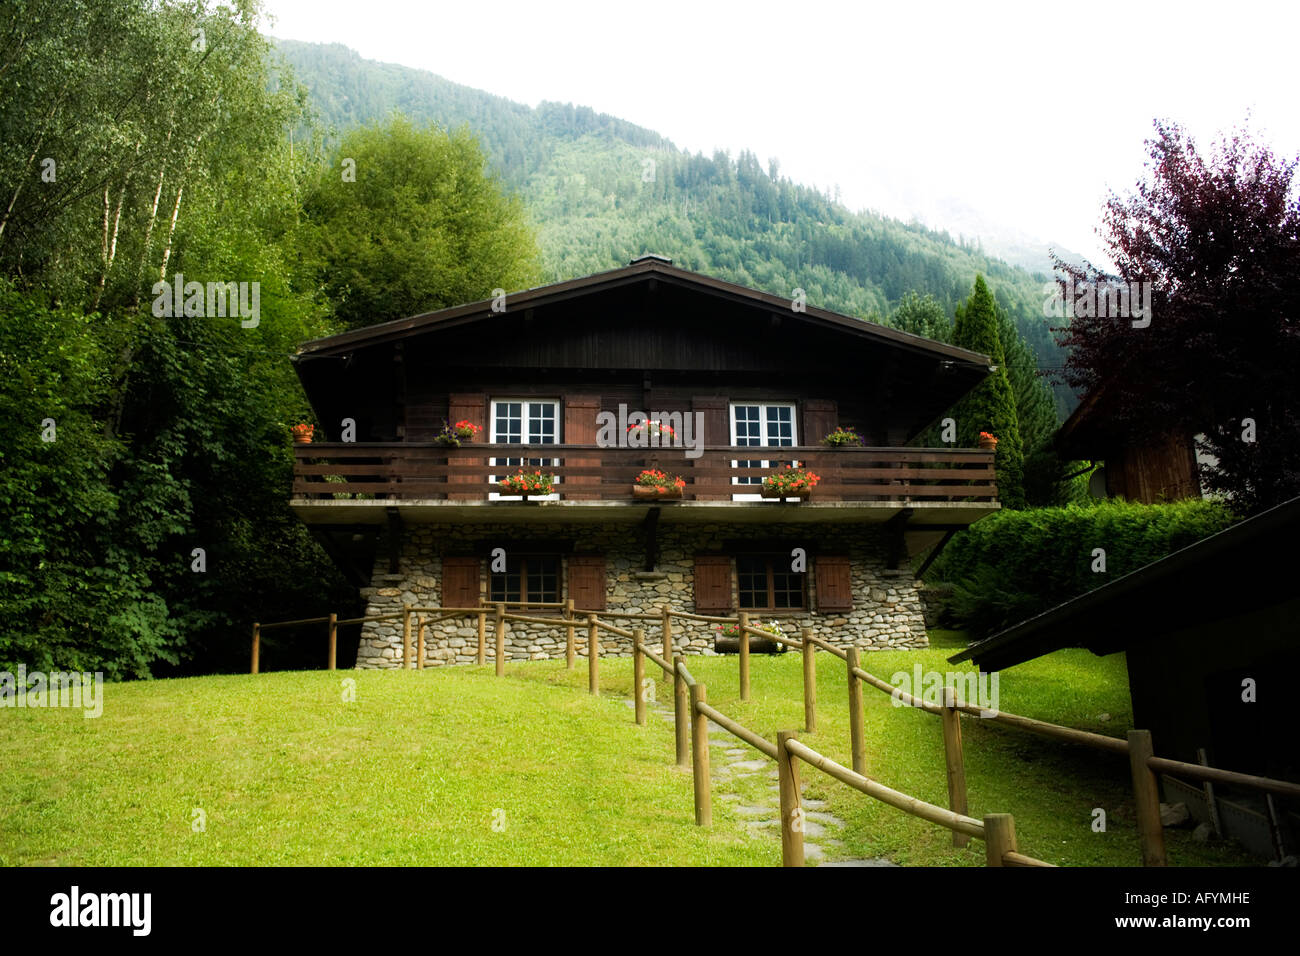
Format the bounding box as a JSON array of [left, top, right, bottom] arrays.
[[289, 256, 1000, 667]]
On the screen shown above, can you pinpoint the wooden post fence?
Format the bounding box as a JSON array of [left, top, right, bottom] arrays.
[[673, 654, 689, 768], [416, 616, 426, 670], [327, 613, 337, 671], [1128, 729, 1168, 866], [250, 623, 260, 675], [494, 603, 506, 677], [587, 614, 599, 696], [476, 611, 486, 666], [402, 604, 412, 669], [941, 686, 970, 848], [777, 730, 804, 867], [565, 598, 576, 669], [661, 605, 673, 662], [691, 683, 711, 826], [984, 813, 1017, 866], [738, 610, 751, 701], [801, 627, 816, 733], [633, 628, 646, 726], [846, 646, 866, 776]]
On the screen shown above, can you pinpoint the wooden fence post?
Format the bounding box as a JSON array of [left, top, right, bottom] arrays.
[[737, 611, 750, 701], [402, 604, 412, 669], [251, 623, 260, 675], [327, 613, 337, 671], [633, 628, 646, 726], [801, 627, 816, 733], [673, 654, 689, 768], [1128, 729, 1168, 866], [476, 611, 486, 666], [494, 603, 506, 677], [846, 646, 865, 776], [661, 606, 673, 663], [565, 598, 576, 670], [941, 686, 970, 848], [416, 616, 426, 670], [587, 614, 599, 696], [691, 683, 711, 826], [983, 813, 1018, 867], [777, 730, 804, 867]]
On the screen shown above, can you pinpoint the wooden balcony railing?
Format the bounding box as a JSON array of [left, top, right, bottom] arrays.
[[291, 443, 997, 503]]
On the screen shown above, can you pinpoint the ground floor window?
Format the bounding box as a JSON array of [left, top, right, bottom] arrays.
[[736, 554, 805, 610], [490, 554, 561, 606]]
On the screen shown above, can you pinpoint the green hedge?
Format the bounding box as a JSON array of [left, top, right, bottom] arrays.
[[923, 499, 1239, 639]]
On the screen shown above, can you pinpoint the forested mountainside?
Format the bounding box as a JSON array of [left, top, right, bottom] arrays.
[[274, 39, 1072, 413]]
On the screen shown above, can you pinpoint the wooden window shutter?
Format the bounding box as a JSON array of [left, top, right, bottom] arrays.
[[691, 397, 729, 500], [815, 555, 853, 612], [563, 395, 602, 500], [568, 555, 607, 611], [694, 555, 733, 613], [447, 393, 487, 501], [801, 399, 839, 446], [442, 556, 481, 608]]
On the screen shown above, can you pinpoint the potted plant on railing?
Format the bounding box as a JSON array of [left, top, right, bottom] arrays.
[[434, 419, 482, 447], [497, 470, 555, 499], [713, 619, 789, 654], [633, 468, 686, 499], [978, 431, 999, 451], [625, 419, 677, 445], [290, 423, 315, 444], [821, 425, 865, 447], [761, 464, 820, 500]]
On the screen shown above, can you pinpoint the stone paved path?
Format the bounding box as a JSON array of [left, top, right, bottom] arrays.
[[627, 698, 896, 866]]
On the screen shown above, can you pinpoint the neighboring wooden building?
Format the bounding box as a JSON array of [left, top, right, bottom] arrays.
[[290, 256, 1000, 666], [951, 497, 1300, 857], [1056, 388, 1203, 503]]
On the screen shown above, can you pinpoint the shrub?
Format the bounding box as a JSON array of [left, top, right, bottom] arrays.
[[923, 499, 1239, 638]]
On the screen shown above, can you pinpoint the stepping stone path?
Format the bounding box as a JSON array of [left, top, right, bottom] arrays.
[[624, 698, 897, 866]]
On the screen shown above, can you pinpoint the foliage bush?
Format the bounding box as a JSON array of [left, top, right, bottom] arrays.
[[924, 499, 1239, 638]]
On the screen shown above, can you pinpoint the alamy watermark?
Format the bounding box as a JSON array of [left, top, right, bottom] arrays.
[[595, 404, 705, 459], [1042, 278, 1152, 328], [1, 665, 103, 718], [151, 272, 260, 328], [890, 664, 999, 717]]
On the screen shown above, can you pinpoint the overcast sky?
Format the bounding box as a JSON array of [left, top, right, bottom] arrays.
[[261, 0, 1300, 268]]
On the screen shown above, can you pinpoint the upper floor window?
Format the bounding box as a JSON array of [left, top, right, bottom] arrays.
[[490, 399, 560, 499], [731, 402, 797, 499]]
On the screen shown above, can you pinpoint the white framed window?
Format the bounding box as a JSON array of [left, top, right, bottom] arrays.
[[730, 402, 797, 500], [490, 399, 561, 500]]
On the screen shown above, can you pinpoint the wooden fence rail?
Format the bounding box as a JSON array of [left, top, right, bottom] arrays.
[[250, 602, 1294, 866]]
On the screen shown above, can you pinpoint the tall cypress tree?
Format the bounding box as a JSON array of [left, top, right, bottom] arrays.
[[952, 275, 1026, 508]]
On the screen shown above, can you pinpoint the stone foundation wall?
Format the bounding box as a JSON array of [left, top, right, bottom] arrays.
[[355, 522, 929, 668]]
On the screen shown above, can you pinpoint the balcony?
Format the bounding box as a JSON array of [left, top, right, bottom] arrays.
[[291, 444, 998, 527]]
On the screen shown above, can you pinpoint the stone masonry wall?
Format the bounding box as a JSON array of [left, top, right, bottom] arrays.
[[355, 521, 928, 668]]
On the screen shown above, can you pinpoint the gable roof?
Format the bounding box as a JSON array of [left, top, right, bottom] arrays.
[[948, 497, 1300, 671], [292, 257, 993, 368]]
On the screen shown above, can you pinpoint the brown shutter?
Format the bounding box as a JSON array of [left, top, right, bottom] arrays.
[[691, 396, 729, 500], [442, 556, 481, 609], [815, 555, 853, 612], [801, 399, 838, 446], [563, 395, 602, 501], [568, 554, 607, 611], [447, 393, 487, 501], [694, 555, 733, 613]]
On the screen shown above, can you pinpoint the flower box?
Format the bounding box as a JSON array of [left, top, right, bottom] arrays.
[[633, 484, 683, 500], [761, 486, 812, 500]]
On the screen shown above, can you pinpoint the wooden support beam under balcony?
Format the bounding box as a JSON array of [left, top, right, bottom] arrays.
[[290, 443, 999, 527]]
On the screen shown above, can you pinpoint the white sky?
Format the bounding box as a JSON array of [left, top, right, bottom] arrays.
[[260, 0, 1300, 268]]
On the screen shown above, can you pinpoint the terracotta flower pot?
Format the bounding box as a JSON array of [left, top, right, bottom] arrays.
[[978, 436, 998, 451], [292, 434, 312, 444]]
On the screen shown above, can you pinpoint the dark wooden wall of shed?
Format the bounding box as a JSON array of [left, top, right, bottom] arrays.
[[1105, 432, 1201, 502]]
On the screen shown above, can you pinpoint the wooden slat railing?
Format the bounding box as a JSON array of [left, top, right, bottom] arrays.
[[291, 443, 997, 503]]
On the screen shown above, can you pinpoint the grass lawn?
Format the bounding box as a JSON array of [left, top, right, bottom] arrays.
[[0, 630, 1257, 866]]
